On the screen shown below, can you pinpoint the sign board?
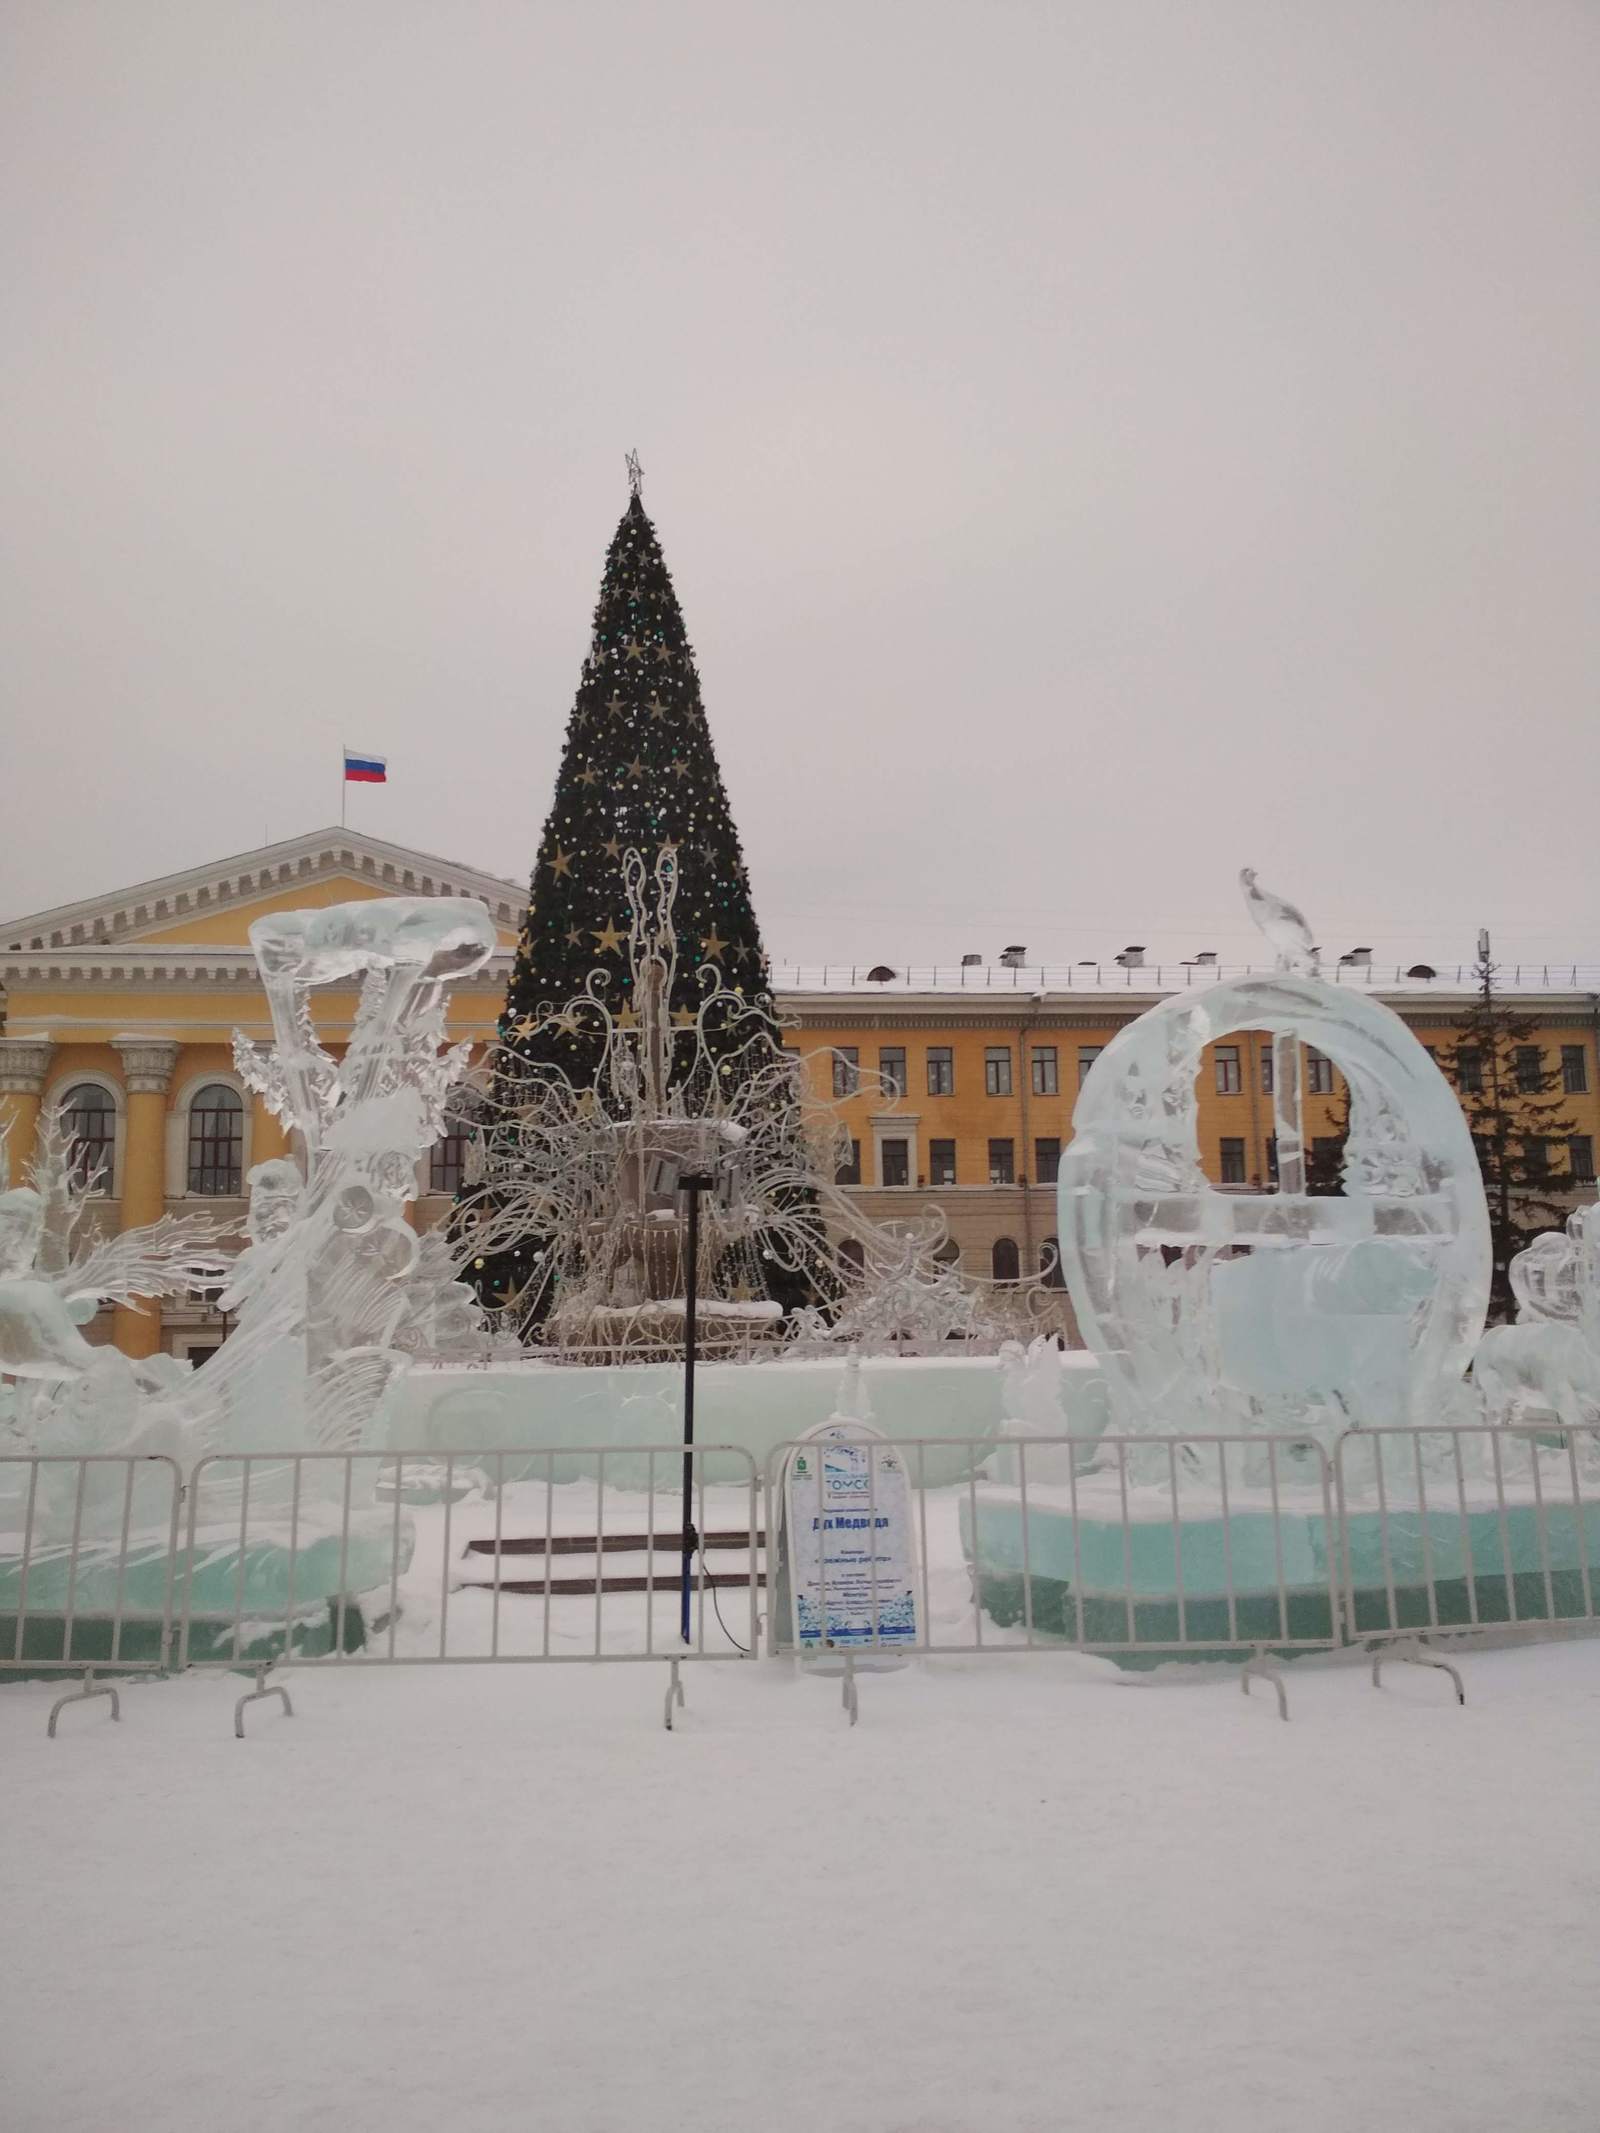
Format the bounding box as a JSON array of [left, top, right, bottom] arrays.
[[781, 1421, 918, 1669]]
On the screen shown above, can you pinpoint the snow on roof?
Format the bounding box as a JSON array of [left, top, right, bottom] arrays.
[[768, 960, 1600, 998]]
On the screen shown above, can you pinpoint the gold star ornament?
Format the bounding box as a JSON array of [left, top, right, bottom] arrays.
[[547, 848, 573, 878], [701, 928, 728, 959], [593, 919, 627, 955]]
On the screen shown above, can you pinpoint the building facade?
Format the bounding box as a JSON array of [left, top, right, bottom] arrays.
[[4, 828, 1597, 1357]]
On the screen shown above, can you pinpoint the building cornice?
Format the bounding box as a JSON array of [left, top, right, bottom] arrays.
[[0, 828, 527, 953]]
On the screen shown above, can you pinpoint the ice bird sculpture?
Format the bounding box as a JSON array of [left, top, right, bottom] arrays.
[[1239, 867, 1320, 976]]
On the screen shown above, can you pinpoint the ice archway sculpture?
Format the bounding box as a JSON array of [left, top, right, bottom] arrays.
[[1057, 902, 1491, 1442]]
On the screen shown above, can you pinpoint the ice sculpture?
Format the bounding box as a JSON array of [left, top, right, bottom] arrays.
[[192, 894, 500, 1453], [1472, 1210, 1600, 1430], [455, 844, 1051, 1362], [0, 1106, 227, 1455], [1058, 872, 1492, 1440]]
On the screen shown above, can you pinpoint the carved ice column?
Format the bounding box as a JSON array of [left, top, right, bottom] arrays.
[[0, 1036, 55, 1180], [111, 1037, 180, 1359]]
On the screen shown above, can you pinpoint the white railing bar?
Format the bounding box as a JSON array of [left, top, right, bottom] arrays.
[[334, 1457, 354, 1656], [1450, 1431, 1479, 1628], [1564, 1432, 1594, 1619], [111, 1460, 136, 1669], [1412, 1432, 1440, 1632], [490, 1451, 507, 1661], [1167, 1441, 1186, 1648], [1217, 1441, 1239, 1646], [13, 1459, 40, 1663], [285, 1454, 303, 1656], [61, 1457, 88, 1670]]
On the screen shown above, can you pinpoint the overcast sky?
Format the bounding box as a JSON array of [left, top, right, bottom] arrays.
[[3, 2, 1596, 970]]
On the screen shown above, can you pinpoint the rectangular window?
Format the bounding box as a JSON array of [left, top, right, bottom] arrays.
[[928, 1138, 957, 1186], [1266, 1135, 1279, 1184], [1034, 1136, 1061, 1184], [880, 1138, 909, 1188], [1031, 1046, 1059, 1096], [1214, 1045, 1242, 1096], [1077, 1045, 1103, 1084], [1523, 1136, 1550, 1180], [1457, 1049, 1483, 1094], [429, 1122, 472, 1196], [1570, 1136, 1595, 1184], [1260, 1045, 1274, 1094], [1312, 1135, 1342, 1177], [1562, 1045, 1588, 1095], [835, 1138, 861, 1186], [878, 1046, 907, 1098], [1306, 1048, 1334, 1095], [1219, 1137, 1247, 1185], [1515, 1046, 1543, 1095], [985, 1047, 1013, 1097], [926, 1046, 954, 1096], [831, 1047, 859, 1099], [988, 1138, 1015, 1185]]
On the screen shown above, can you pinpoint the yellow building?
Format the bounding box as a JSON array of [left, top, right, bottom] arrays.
[[3, 828, 1597, 1356]]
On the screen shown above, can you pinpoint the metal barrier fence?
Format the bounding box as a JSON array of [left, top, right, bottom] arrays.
[[8, 1427, 1600, 1735], [177, 1444, 761, 1728], [1333, 1424, 1600, 1688], [0, 1454, 185, 1732], [763, 1432, 1344, 1715]]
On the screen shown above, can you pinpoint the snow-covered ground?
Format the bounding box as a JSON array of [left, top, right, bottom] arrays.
[[6, 1639, 1600, 2132]]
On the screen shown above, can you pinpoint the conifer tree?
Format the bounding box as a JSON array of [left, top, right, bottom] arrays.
[[1434, 934, 1577, 1319], [465, 465, 822, 1321]]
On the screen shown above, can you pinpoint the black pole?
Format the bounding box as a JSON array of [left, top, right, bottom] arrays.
[[679, 1173, 712, 1646]]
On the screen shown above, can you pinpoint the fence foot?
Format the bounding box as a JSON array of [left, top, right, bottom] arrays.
[[1370, 1636, 1465, 1706], [1241, 1648, 1289, 1722], [47, 1669, 120, 1739], [841, 1654, 859, 1727], [235, 1664, 294, 1739], [663, 1658, 687, 1732]]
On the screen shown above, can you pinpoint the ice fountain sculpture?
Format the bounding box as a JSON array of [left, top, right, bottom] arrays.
[[1057, 873, 1492, 1447]]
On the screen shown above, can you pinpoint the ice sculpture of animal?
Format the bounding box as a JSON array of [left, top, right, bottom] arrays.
[[1239, 868, 1320, 977], [1472, 1211, 1600, 1430]]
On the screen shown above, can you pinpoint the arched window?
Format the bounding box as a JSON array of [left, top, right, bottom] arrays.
[[934, 1238, 961, 1268], [1040, 1237, 1066, 1288], [187, 1084, 244, 1195], [992, 1236, 1020, 1282], [62, 1084, 116, 1194], [839, 1237, 866, 1272]]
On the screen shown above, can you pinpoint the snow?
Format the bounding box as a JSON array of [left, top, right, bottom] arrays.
[[6, 1639, 1600, 2132]]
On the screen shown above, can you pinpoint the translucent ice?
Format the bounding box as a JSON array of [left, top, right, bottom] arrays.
[[1058, 875, 1492, 1440]]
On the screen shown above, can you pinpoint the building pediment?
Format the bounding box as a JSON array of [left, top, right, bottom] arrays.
[[0, 828, 527, 957]]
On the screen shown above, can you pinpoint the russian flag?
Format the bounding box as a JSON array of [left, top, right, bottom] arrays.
[[344, 748, 387, 785]]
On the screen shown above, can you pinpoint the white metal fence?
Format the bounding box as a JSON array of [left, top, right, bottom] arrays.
[[0, 1453, 185, 1732], [7, 1426, 1600, 1735], [176, 1444, 761, 1729], [763, 1432, 1345, 1716], [1334, 1424, 1600, 1647]]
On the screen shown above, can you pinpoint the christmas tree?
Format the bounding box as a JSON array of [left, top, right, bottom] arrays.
[[465, 461, 824, 1324]]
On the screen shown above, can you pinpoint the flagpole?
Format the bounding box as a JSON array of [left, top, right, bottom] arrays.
[[340, 746, 347, 830]]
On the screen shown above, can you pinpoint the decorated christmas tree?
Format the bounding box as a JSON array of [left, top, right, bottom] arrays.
[[464, 460, 827, 1328]]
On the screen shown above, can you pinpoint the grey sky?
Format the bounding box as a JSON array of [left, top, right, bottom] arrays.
[[3, 1, 1596, 969]]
